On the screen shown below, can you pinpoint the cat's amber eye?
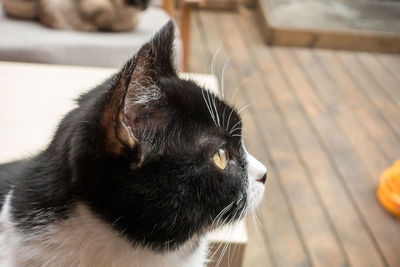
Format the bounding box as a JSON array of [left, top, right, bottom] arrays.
[[213, 149, 229, 170]]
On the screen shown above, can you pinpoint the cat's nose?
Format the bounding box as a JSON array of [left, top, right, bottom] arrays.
[[246, 152, 267, 185], [257, 173, 267, 184]]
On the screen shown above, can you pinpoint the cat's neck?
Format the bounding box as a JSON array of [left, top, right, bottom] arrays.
[[1, 195, 207, 267]]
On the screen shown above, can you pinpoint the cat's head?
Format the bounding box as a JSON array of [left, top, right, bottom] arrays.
[[73, 20, 266, 250]]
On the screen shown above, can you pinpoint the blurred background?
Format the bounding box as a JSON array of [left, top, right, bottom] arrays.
[[0, 0, 399, 266], [187, 2, 400, 267]]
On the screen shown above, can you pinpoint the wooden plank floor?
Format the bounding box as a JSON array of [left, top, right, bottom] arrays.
[[189, 7, 400, 267]]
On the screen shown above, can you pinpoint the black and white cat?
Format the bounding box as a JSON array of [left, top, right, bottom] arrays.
[[0, 20, 267, 267]]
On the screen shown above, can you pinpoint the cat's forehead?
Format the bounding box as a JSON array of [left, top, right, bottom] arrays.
[[160, 77, 240, 126], [155, 77, 242, 151]]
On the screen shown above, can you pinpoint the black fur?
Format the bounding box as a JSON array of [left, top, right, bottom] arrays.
[[0, 20, 247, 251], [126, 0, 150, 10]]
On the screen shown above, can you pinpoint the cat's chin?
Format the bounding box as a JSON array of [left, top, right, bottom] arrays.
[[246, 181, 265, 214]]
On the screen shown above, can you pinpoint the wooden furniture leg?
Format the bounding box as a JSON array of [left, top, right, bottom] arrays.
[[180, 3, 193, 72], [162, 0, 176, 17], [162, 0, 204, 72]]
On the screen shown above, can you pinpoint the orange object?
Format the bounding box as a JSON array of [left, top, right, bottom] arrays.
[[377, 160, 400, 218]]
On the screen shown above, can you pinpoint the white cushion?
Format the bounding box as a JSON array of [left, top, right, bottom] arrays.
[[0, 5, 182, 69]]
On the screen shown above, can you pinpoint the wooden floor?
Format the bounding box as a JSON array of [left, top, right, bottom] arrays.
[[189, 7, 400, 267]]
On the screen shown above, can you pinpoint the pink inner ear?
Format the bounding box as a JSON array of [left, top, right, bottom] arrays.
[[123, 101, 171, 140], [123, 106, 139, 130]]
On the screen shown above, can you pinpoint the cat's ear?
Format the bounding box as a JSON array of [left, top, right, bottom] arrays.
[[149, 19, 177, 76], [101, 43, 155, 156], [100, 20, 176, 156]]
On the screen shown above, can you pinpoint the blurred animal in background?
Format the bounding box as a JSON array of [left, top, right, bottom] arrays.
[[2, 0, 150, 31]]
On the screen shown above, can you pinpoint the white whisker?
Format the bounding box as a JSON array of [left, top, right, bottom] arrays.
[[254, 208, 265, 230], [222, 106, 227, 130], [221, 57, 231, 100], [232, 134, 249, 140], [252, 210, 262, 243], [229, 120, 241, 134], [216, 205, 246, 267], [212, 93, 220, 127], [206, 89, 217, 126], [228, 205, 247, 266], [237, 102, 254, 115], [225, 108, 235, 131], [211, 202, 234, 229], [229, 77, 251, 105], [230, 127, 242, 135], [211, 47, 222, 77], [212, 210, 239, 267], [202, 88, 217, 126]]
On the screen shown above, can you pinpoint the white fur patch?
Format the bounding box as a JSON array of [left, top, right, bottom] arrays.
[[127, 79, 161, 105], [0, 192, 14, 267], [244, 145, 267, 211], [0, 194, 207, 267]]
